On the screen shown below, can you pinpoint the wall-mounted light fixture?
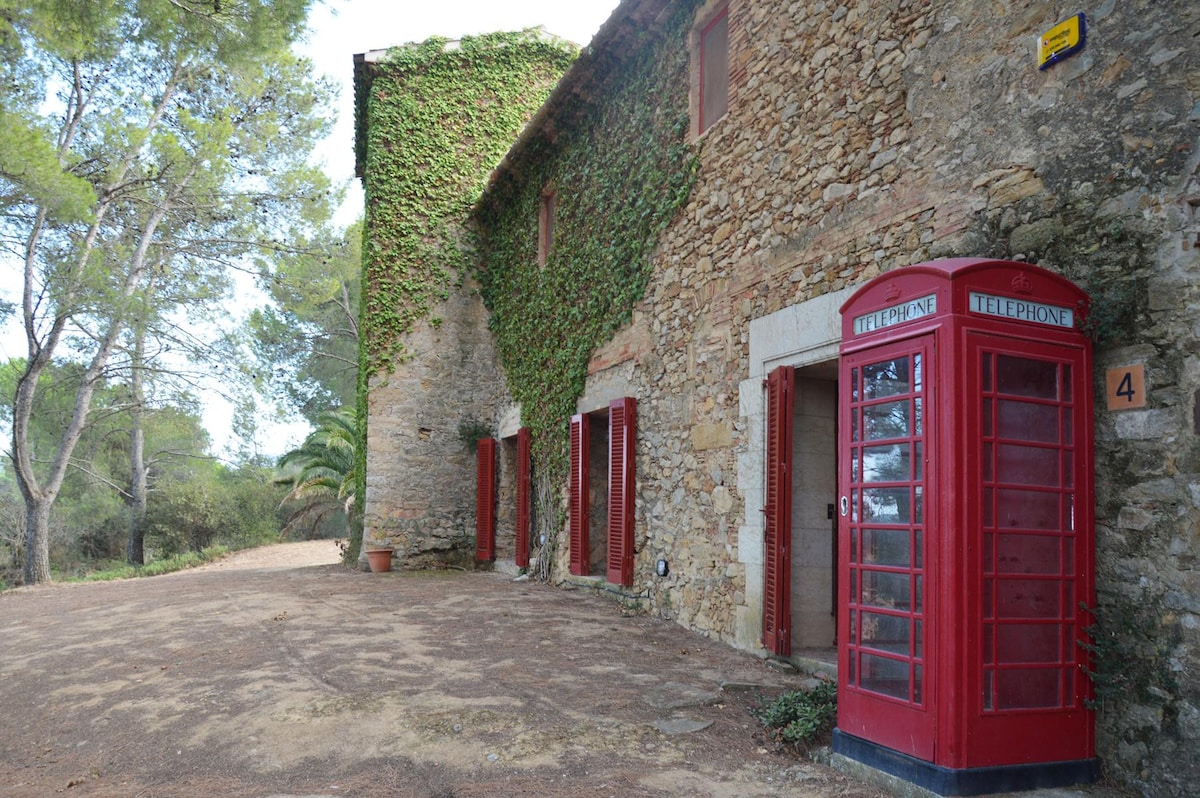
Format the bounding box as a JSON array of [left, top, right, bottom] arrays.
[[655, 558, 669, 577]]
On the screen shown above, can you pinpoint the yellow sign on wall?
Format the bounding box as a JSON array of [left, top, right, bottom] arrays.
[[1038, 13, 1087, 70]]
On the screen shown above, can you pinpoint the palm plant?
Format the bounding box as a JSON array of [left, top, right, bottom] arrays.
[[274, 408, 358, 540]]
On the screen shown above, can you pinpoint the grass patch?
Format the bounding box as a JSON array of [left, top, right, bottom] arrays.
[[756, 679, 838, 752], [66, 546, 231, 583]]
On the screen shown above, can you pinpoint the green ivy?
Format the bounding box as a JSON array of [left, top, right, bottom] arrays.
[[359, 31, 578, 376], [474, 2, 701, 528], [352, 31, 578, 561], [354, 10, 702, 569]]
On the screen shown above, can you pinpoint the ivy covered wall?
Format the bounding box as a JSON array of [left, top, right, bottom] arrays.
[[473, 1, 701, 577], [357, 31, 578, 376], [354, 31, 577, 565]]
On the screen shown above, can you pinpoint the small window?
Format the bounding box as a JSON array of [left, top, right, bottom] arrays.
[[698, 7, 729, 135], [537, 189, 556, 266]]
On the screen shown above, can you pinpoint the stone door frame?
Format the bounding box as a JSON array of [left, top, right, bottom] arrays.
[[734, 287, 851, 652]]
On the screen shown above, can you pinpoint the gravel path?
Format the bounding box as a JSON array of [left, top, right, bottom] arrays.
[[0, 541, 887, 798]]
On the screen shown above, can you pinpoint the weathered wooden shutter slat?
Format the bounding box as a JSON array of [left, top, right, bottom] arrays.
[[515, 427, 532, 569], [607, 397, 636, 587], [475, 437, 497, 562], [763, 366, 794, 655], [568, 413, 590, 576]]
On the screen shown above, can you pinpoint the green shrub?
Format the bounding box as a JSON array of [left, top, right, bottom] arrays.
[[72, 545, 229, 582], [757, 679, 838, 747]]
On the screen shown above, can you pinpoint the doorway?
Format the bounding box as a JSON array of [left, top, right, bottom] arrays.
[[495, 435, 518, 564], [763, 359, 838, 658], [791, 364, 838, 653], [569, 407, 610, 577], [585, 409, 610, 576], [491, 428, 532, 571]]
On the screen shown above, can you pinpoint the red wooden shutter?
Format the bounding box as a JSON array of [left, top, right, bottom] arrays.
[[515, 427, 532, 569], [763, 366, 794, 655], [607, 397, 636, 587], [568, 413, 590, 576], [475, 438, 496, 562]]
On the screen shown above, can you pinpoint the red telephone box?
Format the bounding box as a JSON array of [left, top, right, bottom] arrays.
[[834, 259, 1099, 795]]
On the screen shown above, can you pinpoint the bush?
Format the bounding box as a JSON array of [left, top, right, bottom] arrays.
[[73, 545, 228, 582], [757, 679, 838, 748], [77, 514, 126, 560], [144, 463, 286, 557], [145, 477, 222, 556]]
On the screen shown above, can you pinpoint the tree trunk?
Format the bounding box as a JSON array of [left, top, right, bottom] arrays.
[[22, 498, 52, 585], [128, 433, 147, 565], [127, 327, 148, 565]]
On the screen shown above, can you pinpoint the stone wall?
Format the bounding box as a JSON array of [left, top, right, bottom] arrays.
[[362, 1, 1199, 792], [567, 1, 1198, 794], [362, 284, 511, 567]]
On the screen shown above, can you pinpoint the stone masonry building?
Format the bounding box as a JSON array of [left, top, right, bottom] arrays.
[[355, 2, 1200, 794]]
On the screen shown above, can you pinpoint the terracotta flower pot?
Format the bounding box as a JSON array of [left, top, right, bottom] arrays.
[[366, 548, 393, 573]]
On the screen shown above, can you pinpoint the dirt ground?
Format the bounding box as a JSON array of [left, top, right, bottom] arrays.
[[0, 541, 890, 798]]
